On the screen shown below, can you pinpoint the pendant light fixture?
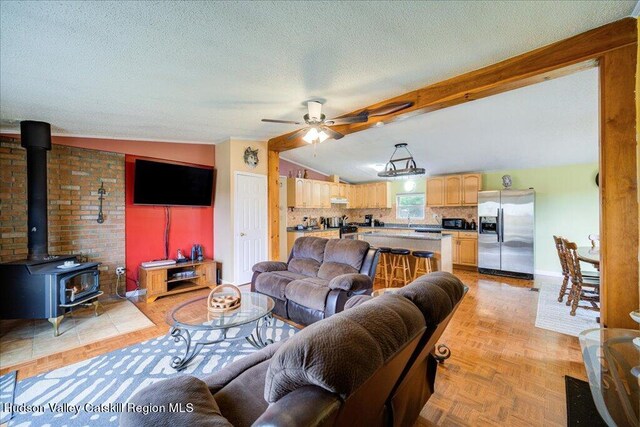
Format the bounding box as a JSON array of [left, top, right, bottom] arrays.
[[377, 143, 425, 178]]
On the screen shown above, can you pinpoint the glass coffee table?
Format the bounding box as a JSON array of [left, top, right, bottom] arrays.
[[166, 292, 275, 370], [579, 328, 640, 427]]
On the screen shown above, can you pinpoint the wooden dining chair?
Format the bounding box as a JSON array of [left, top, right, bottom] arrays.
[[553, 235, 571, 303], [562, 238, 600, 316]]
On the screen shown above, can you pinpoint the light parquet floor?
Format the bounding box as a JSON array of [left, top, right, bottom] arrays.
[[412, 270, 586, 426], [1, 270, 586, 426]]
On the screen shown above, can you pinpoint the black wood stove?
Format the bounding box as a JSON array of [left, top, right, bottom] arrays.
[[0, 121, 103, 336]]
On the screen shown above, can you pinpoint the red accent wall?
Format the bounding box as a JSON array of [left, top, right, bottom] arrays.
[[125, 155, 214, 290]]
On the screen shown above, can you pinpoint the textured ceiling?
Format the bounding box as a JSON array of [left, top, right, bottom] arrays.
[[0, 1, 635, 143], [281, 67, 599, 182]]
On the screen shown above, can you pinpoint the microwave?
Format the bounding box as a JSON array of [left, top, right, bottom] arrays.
[[442, 218, 467, 230]]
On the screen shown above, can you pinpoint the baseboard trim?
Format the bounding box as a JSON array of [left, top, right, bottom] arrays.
[[534, 270, 563, 278], [125, 289, 147, 298]]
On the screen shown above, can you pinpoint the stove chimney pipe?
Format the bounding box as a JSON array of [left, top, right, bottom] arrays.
[[20, 121, 51, 260]]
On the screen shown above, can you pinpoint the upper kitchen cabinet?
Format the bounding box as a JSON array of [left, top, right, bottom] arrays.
[[426, 177, 445, 207], [427, 173, 482, 207], [287, 178, 311, 208], [444, 175, 462, 206], [373, 182, 391, 208], [462, 174, 482, 205]]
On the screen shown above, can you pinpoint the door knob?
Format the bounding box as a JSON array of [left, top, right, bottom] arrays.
[[240, 232, 246, 237]]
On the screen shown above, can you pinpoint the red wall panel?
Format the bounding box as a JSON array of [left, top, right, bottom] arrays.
[[125, 155, 214, 291]]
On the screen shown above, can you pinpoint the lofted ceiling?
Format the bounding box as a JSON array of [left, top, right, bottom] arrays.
[[0, 1, 635, 143], [281, 67, 599, 182]]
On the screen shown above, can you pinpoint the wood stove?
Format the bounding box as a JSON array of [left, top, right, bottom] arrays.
[[0, 121, 103, 336]]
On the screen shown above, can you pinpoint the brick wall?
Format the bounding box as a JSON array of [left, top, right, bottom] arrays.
[[0, 139, 125, 294]]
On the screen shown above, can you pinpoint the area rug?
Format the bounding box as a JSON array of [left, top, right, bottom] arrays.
[[7, 318, 297, 426], [0, 371, 17, 423], [534, 280, 599, 337], [565, 376, 607, 426], [0, 299, 155, 369]]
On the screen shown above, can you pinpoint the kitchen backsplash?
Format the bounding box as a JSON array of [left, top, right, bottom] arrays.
[[287, 205, 477, 227]]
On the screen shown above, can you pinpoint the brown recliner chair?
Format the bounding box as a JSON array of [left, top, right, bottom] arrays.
[[250, 236, 379, 325], [121, 272, 467, 427]]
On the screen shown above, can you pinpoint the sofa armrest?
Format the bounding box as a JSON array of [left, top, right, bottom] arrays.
[[328, 273, 372, 292], [252, 261, 288, 273], [253, 386, 341, 427]]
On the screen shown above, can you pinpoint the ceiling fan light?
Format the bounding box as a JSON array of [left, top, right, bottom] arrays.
[[317, 130, 329, 143], [303, 127, 319, 143]]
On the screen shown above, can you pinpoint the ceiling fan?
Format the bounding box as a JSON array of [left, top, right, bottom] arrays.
[[261, 100, 414, 144]]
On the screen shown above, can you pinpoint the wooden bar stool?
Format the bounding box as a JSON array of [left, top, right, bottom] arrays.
[[375, 247, 392, 288], [412, 250, 434, 280], [390, 248, 411, 288]]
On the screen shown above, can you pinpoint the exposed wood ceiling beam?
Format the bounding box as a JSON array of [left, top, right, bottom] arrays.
[[268, 17, 636, 152]]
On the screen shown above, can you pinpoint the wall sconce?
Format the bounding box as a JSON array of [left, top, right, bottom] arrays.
[[97, 182, 106, 224]]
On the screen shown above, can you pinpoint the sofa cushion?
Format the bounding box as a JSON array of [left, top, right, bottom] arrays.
[[288, 237, 328, 277], [317, 239, 370, 280], [396, 272, 466, 326], [120, 375, 232, 427], [264, 293, 425, 402], [285, 278, 331, 312], [254, 271, 306, 300]]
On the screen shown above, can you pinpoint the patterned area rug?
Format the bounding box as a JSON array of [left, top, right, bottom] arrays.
[[1, 371, 17, 423], [6, 319, 297, 426], [535, 280, 599, 337]]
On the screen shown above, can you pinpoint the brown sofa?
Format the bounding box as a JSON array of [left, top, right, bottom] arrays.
[[250, 236, 379, 325], [121, 272, 467, 427]]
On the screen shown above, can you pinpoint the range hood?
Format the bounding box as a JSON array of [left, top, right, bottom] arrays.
[[330, 197, 349, 204]]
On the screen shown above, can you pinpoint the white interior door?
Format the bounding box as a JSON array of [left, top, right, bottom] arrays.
[[279, 176, 288, 262], [235, 172, 268, 284]]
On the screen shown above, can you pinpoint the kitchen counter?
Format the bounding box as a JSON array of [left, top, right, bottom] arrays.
[[286, 227, 341, 233], [354, 231, 448, 240], [357, 225, 477, 233], [355, 232, 453, 273]]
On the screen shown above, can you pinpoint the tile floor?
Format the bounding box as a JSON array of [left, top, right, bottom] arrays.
[[0, 298, 154, 369]]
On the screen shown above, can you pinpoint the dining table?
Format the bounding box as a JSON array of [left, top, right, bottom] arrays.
[[578, 246, 600, 270]]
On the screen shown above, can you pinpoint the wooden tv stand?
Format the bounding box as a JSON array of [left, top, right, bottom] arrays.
[[139, 259, 217, 303]]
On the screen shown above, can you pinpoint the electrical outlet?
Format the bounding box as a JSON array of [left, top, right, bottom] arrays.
[[116, 266, 126, 276]]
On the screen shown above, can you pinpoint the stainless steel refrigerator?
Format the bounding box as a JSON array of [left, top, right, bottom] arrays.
[[478, 189, 535, 279]]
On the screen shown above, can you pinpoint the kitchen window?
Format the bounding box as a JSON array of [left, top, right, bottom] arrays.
[[396, 193, 425, 220]]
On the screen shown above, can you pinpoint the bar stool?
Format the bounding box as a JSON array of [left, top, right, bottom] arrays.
[[412, 250, 434, 280], [390, 248, 411, 288], [375, 247, 392, 288]]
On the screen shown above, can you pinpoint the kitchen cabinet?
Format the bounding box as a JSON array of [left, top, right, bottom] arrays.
[[444, 175, 462, 206], [458, 237, 478, 266], [330, 183, 339, 198], [373, 182, 391, 208], [355, 185, 364, 209], [427, 173, 481, 207], [462, 174, 481, 206], [426, 177, 445, 207], [321, 182, 331, 208], [287, 229, 340, 253], [442, 231, 477, 266], [339, 184, 348, 199], [311, 181, 322, 208], [287, 178, 311, 208]]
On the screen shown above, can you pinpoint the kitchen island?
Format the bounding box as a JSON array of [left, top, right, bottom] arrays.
[[354, 231, 453, 273]]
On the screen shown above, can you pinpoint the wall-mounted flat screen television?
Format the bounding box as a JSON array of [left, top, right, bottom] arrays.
[[134, 159, 214, 206]]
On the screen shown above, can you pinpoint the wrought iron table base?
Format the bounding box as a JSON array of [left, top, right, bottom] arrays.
[[432, 344, 451, 363], [170, 314, 274, 370]]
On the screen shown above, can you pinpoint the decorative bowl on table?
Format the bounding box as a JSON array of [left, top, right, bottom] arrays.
[[207, 284, 241, 313]]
